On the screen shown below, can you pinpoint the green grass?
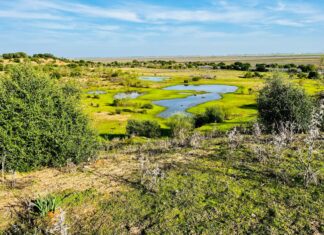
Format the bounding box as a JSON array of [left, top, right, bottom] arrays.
[[7, 135, 320, 234], [80, 69, 323, 135]]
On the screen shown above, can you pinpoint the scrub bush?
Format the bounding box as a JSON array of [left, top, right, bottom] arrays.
[[0, 65, 98, 172], [257, 78, 313, 132]]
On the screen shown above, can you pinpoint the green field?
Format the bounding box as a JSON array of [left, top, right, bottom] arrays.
[[81, 68, 323, 135]]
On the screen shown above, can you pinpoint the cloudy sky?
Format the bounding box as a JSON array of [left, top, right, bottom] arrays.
[[0, 0, 323, 57]]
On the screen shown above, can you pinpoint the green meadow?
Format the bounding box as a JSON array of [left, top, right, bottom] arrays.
[[81, 68, 323, 135]]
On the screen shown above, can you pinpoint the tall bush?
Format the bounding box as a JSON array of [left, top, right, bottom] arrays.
[[0, 65, 98, 172], [257, 78, 313, 132]]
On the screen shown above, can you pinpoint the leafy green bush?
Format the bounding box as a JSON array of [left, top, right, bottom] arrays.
[[257, 78, 313, 132], [0, 65, 98, 172], [126, 120, 161, 138]]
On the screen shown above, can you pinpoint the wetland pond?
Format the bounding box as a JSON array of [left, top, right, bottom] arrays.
[[154, 85, 238, 118], [139, 76, 169, 82]]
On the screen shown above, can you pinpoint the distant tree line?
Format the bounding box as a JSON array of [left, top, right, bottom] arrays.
[[2, 52, 28, 59], [1, 52, 323, 79], [1, 52, 63, 61], [100, 60, 323, 78]]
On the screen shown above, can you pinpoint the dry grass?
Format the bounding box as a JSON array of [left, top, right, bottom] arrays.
[[0, 144, 204, 231], [0, 154, 129, 230]]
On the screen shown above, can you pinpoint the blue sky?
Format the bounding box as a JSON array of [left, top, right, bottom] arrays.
[[0, 0, 323, 57]]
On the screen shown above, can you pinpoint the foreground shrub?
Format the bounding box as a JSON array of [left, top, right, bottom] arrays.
[[0, 65, 98, 172], [257, 78, 313, 132], [126, 120, 161, 138]]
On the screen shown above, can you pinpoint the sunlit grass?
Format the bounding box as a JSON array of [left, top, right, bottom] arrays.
[[80, 68, 323, 135]]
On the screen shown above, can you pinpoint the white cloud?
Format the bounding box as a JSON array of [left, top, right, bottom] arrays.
[[0, 10, 60, 20], [143, 9, 263, 23], [273, 19, 305, 27], [2, 0, 142, 22], [0, 0, 323, 32], [270, 1, 317, 15]]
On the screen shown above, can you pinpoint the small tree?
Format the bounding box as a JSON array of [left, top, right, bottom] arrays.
[[0, 65, 98, 172], [257, 78, 313, 132]]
